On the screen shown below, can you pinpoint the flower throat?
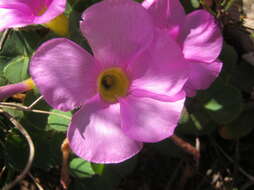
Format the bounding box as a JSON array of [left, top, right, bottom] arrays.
[[97, 67, 129, 102]]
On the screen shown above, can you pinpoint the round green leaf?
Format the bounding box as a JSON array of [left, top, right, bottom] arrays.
[[69, 157, 137, 190], [219, 42, 238, 81], [199, 79, 243, 124], [191, 0, 200, 8], [219, 110, 254, 139], [47, 109, 71, 132], [5, 129, 28, 170], [0, 31, 26, 56], [0, 75, 7, 86], [2, 107, 24, 121], [230, 60, 254, 93], [3, 56, 29, 83], [70, 158, 96, 178]]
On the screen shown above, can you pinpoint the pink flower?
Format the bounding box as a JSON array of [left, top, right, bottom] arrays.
[[0, 79, 35, 100], [30, 0, 189, 163], [143, 0, 223, 96], [0, 0, 66, 31]]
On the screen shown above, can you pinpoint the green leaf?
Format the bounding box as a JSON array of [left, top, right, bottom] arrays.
[[219, 42, 238, 82], [220, 110, 254, 139], [92, 163, 105, 175], [4, 129, 28, 170], [19, 93, 63, 170], [0, 75, 7, 86], [47, 109, 71, 132], [204, 99, 223, 111], [0, 56, 11, 71], [230, 60, 254, 93], [3, 56, 29, 83], [69, 156, 137, 190], [191, 0, 200, 8], [31, 131, 65, 170], [22, 91, 51, 131], [201, 79, 243, 124], [70, 158, 96, 178], [1, 31, 26, 56], [2, 107, 24, 121], [20, 95, 65, 170]]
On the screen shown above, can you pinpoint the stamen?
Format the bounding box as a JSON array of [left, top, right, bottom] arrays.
[[97, 67, 129, 102], [102, 75, 114, 90]]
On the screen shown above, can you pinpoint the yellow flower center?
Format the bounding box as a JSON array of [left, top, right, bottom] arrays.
[[97, 67, 129, 102]]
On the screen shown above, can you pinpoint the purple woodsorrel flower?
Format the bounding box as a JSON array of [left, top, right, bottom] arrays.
[[0, 0, 66, 34], [0, 79, 35, 100], [30, 0, 189, 163], [143, 0, 223, 96]]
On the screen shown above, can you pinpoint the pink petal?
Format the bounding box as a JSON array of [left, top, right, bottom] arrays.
[[184, 83, 197, 97], [0, 2, 34, 31], [142, 0, 185, 39], [130, 89, 186, 102], [128, 29, 189, 97], [0, 0, 65, 31], [0, 82, 27, 100], [80, 0, 154, 68], [67, 95, 143, 164], [33, 0, 66, 24], [30, 38, 99, 111], [184, 59, 223, 97], [179, 10, 223, 63], [119, 93, 185, 142]]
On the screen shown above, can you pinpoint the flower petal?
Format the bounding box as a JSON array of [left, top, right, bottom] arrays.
[[30, 38, 99, 111], [67, 95, 143, 164], [0, 2, 34, 31], [119, 93, 185, 142], [0, 82, 27, 100], [80, 0, 154, 68], [184, 59, 223, 97], [0, 0, 66, 30], [33, 0, 66, 24], [128, 29, 189, 97], [142, 0, 185, 39], [179, 10, 223, 63]]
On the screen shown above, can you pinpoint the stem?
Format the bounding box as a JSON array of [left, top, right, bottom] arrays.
[[170, 135, 200, 162], [0, 102, 71, 120], [60, 138, 71, 190], [28, 96, 43, 109]]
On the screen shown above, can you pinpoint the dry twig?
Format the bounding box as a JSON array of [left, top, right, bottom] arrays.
[[212, 140, 254, 182], [0, 166, 6, 179], [28, 172, 44, 190], [170, 135, 200, 162], [28, 96, 43, 109], [0, 109, 35, 190], [0, 102, 71, 120]]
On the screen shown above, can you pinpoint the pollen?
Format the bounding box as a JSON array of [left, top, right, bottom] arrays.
[[97, 67, 129, 102]]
